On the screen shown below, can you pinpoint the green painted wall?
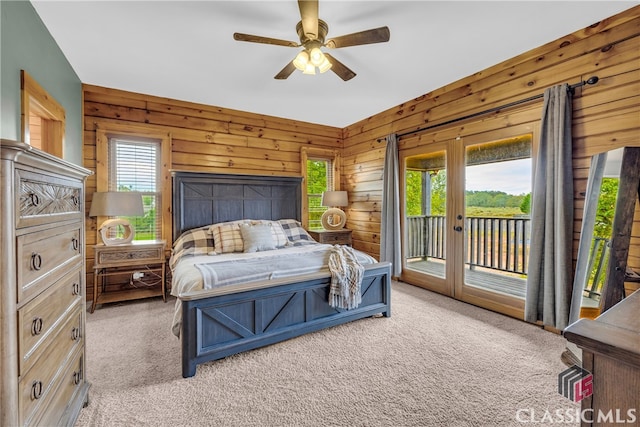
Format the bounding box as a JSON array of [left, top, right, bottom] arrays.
[[1, 0, 82, 165]]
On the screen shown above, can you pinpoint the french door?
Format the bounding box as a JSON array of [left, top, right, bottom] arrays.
[[400, 125, 537, 319]]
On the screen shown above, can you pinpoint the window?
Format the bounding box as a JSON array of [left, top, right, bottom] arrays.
[[307, 158, 333, 230], [301, 147, 341, 229], [21, 70, 65, 158], [94, 122, 171, 244], [108, 138, 161, 240]]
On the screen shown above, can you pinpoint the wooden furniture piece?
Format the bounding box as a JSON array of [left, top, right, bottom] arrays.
[[172, 172, 391, 378], [308, 228, 352, 246], [91, 240, 166, 313], [564, 290, 640, 426], [1, 140, 91, 427]]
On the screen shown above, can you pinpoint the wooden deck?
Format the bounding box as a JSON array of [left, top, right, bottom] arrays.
[[406, 258, 601, 309], [407, 259, 527, 297]]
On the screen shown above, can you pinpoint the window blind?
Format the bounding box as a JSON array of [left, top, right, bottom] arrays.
[[108, 138, 161, 240]]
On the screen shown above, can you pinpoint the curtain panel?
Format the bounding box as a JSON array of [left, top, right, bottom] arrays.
[[381, 134, 402, 277], [525, 84, 574, 331]]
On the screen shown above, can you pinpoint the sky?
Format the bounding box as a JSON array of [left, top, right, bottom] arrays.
[[465, 158, 531, 195]]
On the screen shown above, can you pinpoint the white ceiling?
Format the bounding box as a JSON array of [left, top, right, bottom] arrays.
[[31, 1, 636, 128]]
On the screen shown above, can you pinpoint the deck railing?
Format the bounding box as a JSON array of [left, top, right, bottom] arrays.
[[406, 215, 531, 275], [406, 215, 611, 296]]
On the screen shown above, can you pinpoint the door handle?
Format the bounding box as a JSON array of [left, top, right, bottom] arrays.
[[453, 225, 463, 232]]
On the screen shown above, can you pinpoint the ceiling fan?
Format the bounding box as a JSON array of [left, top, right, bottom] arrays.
[[233, 0, 390, 81]]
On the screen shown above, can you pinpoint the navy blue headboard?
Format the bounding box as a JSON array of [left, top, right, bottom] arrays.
[[171, 172, 302, 241]]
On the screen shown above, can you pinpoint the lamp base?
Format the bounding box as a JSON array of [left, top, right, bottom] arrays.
[[321, 208, 346, 230], [99, 218, 135, 245]]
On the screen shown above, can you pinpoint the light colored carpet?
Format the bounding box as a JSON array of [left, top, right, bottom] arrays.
[[77, 281, 577, 426]]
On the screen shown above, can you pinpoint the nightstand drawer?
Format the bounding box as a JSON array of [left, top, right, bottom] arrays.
[[308, 229, 352, 246], [95, 243, 164, 267]]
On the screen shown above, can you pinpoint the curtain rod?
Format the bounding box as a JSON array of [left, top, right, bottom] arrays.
[[377, 76, 599, 143]]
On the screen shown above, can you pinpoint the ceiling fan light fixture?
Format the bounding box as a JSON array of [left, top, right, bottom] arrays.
[[318, 56, 332, 73], [293, 50, 309, 71], [309, 47, 324, 67], [303, 62, 316, 75]]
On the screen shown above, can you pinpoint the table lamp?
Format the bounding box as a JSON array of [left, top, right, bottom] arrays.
[[320, 190, 348, 230], [89, 191, 144, 245]]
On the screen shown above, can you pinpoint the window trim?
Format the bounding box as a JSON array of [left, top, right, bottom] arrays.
[[95, 122, 172, 244], [300, 147, 341, 229], [21, 70, 65, 158]]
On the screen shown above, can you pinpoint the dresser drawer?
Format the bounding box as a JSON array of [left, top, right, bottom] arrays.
[[18, 308, 83, 426], [17, 223, 82, 303], [15, 168, 83, 229], [31, 348, 85, 427], [18, 268, 82, 375]]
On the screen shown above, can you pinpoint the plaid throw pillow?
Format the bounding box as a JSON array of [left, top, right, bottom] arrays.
[[278, 219, 315, 242], [210, 220, 248, 253], [169, 225, 215, 269]]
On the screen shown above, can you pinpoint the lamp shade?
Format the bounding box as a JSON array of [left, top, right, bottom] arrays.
[[89, 192, 144, 245], [89, 191, 144, 217], [321, 191, 348, 207]]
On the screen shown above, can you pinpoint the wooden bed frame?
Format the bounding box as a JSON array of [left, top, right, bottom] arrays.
[[172, 172, 392, 378]]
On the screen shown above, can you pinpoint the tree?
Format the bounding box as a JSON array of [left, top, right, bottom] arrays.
[[594, 178, 618, 238], [520, 193, 531, 214], [405, 170, 422, 216], [430, 170, 446, 215]]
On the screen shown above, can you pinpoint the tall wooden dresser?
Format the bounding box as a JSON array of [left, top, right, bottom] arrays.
[[1, 140, 91, 426]]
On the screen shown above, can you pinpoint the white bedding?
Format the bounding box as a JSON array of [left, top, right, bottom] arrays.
[[170, 243, 377, 337]]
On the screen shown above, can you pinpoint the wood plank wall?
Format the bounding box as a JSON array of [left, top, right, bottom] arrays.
[[342, 6, 640, 274], [83, 86, 342, 299], [83, 6, 639, 300]]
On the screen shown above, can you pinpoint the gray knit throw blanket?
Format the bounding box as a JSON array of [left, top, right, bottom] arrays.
[[328, 245, 364, 310]]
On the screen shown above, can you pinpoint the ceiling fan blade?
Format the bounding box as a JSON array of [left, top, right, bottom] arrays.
[[323, 53, 356, 81], [325, 26, 390, 49], [298, 0, 319, 40], [274, 61, 297, 80], [233, 32, 299, 48]]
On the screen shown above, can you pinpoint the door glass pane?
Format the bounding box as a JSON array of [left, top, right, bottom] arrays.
[[405, 150, 447, 278], [463, 135, 532, 298]]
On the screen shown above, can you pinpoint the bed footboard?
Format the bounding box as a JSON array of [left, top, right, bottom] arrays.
[[180, 262, 391, 378]]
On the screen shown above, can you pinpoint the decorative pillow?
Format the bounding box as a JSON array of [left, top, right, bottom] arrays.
[[169, 225, 215, 270], [278, 219, 315, 242], [240, 223, 276, 253], [209, 220, 249, 254], [251, 220, 290, 248]]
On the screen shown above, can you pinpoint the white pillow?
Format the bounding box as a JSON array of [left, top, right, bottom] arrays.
[[240, 223, 276, 253], [252, 220, 290, 248]]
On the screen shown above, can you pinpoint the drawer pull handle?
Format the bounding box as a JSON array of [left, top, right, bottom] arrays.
[[31, 380, 43, 400], [71, 195, 79, 206], [31, 317, 43, 335], [73, 370, 82, 385], [30, 253, 42, 271], [71, 327, 80, 341], [29, 193, 40, 207], [71, 237, 79, 251], [72, 282, 80, 296]]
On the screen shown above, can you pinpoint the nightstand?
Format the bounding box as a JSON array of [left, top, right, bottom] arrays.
[[308, 229, 352, 246], [91, 240, 166, 312]]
